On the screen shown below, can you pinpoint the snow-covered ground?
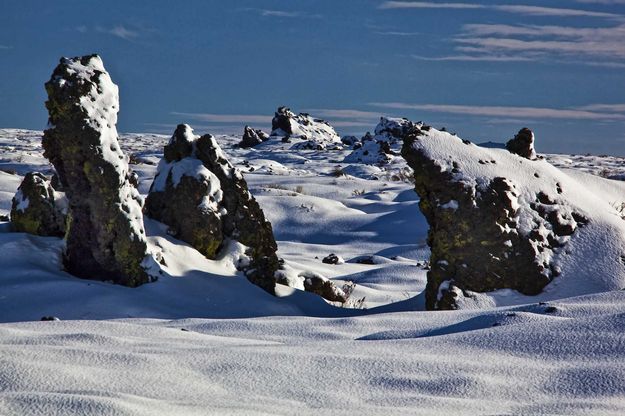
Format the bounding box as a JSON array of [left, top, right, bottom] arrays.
[[1, 128, 624, 415]]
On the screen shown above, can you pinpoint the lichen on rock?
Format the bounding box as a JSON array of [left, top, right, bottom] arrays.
[[10, 172, 66, 237], [401, 124, 586, 310], [42, 54, 154, 287], [145, 124, 280, 294]]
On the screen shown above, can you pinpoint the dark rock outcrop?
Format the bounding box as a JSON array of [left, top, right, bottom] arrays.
[[43, 54, 154, 287], [402, 125, 585, 310], [145, 124, 279, 294], [239, 125, 269, 148], [343, 136, 393, 164], [270, 107, 342, 150], [10, 172, 66, 237], [506, 128, 536, 159], [299, 271, 347, 302]]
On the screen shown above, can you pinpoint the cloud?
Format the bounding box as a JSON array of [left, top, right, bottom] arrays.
[[378, 1, 623, 18], [108, 25, 139, 40], [576, 103, 625, 112], [411, 54, 532, 62], [304, 109, 383, 120], [368, 102, 625, 121], [170, 112, 272, 124], [0, 45, 11, 50], [240, 8, 320, 19]]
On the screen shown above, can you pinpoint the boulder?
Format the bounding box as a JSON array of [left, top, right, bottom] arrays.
[[145, 124, 279, 294], [270, 107, 342, 150], [506, 127, 536, 159], [43, 54, 154, 287], [402, 125, 591, 310], [374, 116, 421, 151], [299, 271, 347, 302], [10, 172, 66, 237], [322, 253, 344, 265], [239, 125, 269, 148], [343, 136, 393, 164]]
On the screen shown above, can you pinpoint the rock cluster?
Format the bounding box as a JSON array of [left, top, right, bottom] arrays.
[[145, 124, 279, 294], [374, 116, 421, 151], [506, 128, 536, 159], [10, 172, 66, 237], [270, 107, 342, 150], [43, 54, 154, 287], [239, 125, 269, 148], [401, 125, 585, 310], [343, 136, 393, 164]]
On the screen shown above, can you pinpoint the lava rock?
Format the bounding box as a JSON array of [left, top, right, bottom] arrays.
[[300, 271, 347, 302], [322, 253, 344, 265], [343, 136, 393, 164], [239, 125, 269, 148], [506, 128, 536, 159], [145, 124, 279, 294], [270, 107, 342, 149], [43, 54, 154, 287], [401, 125, 584, 310], [10, 172, 66, 237]]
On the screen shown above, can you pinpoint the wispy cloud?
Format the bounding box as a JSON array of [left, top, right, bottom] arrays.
[[107, 25, 139, 40], [305, 109, 383, 120], [379, 1, 623, 19], [170, 112, 272, 124], [0, 45, 11, 50], [576, 103, 625, 112], [411, 54, 532, 62], [240, 8, 320, 19], [78, 24, 145, 41], [369, 102, 625, 121]]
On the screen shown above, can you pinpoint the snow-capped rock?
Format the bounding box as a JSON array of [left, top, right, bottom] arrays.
[[343, 136, 393, 164], [402, 124, 625, 310], [10, 172, 66, 237], [506, 127, 537, 159], [145, 124, 280, 294], [43, 54, 154, 287], [374, 116, 421, 151], [239, 125, 269, 148], [270, 107, 342, 150]]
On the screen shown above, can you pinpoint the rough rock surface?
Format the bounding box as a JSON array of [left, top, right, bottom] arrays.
[[145, 124, 279, 294], [239, 125, 269, 148], [10, 172, 66, 237], [374, 116, 421, 151], [270, 107, 342, 150], [299, 271, 347, 302], [43, 54, 153, 287], [344, 136, 393, 164], [506, 128, 536, 159], [402, 125, 588, 310]]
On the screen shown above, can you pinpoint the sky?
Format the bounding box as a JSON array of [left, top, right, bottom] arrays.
[[1, 0, 625, 155]]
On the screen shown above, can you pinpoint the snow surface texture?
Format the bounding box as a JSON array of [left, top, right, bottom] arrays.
[[0, 128, 624, 414]]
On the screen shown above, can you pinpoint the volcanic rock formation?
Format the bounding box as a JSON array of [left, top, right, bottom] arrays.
[[506, 128, 536, 159], [145, 124, 279, 294], [270, 107, 342, 150], [10, 172, 66, 237], [402, 124, 588, 310], [239, 125, 269, 148], [43, 54, 154, 287]]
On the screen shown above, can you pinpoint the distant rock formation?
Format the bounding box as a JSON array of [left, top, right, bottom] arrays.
[[374, 116, 421, 151], [506, 128, 536, 159], [239, 125, 269, 148], [43, 54, 155, 287], [10, 172, 66, 237], [145, 124, 279, 294], [402, 125, 587, 310], [343, 136, 393, 164], [270, 107, 342, 150]]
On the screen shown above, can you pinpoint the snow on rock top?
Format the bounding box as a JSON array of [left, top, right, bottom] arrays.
[[145, 124, 280, 295], [402, 124, 625, 310], [270, 107, 342, 150], [42, 54, 155, 287]]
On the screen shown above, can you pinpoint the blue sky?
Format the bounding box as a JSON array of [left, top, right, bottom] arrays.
[[1, 0, 625, 154]]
